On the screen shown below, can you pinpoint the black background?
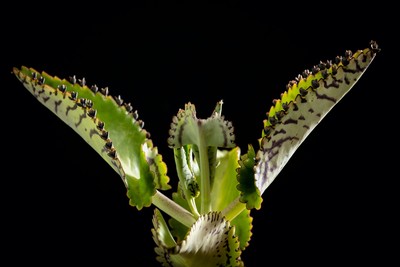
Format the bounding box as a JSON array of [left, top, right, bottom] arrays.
[[1, 2, 396, 266]]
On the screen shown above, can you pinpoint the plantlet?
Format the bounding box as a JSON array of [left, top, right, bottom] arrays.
[[13, 40, 380, 266]]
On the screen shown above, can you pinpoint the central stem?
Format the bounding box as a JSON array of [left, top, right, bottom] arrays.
[[198, 130, 211, 214]]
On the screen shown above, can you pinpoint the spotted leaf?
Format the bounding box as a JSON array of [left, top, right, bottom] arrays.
[[255, 41, 380, 194], [13, 66, 171, 209], [153, 211, 244, 267]]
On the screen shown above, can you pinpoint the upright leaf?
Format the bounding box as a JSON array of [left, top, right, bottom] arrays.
[[255, 41, 380, 194]]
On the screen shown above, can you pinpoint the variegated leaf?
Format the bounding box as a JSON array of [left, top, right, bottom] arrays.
[[154, 211, 244, 267], [255, 41, 380, 194], [13, 66, 171, 209]]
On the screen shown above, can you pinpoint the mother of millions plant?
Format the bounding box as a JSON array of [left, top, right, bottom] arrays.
[[13, 40, 379, 266]]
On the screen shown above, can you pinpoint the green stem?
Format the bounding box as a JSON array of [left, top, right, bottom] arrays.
[[198, 132, 211, 214], [221, 196, 246, 221], [152, 190, 196, 228]]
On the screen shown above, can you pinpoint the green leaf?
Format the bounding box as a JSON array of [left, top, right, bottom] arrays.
[[236, 144, 262, 210], [210, 148, 241, 210], [255, 41, 380, 194], [13, 66, 171, 209], [231, 209, 253, 251], [211, 147, 253, 251]]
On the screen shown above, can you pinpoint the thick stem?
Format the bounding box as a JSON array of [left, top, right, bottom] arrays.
[[198, 132, 211, 214], [221, 196, 246, 222], [152, 190, 196, 228]]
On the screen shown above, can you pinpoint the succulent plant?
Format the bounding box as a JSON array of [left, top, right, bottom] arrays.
[[13, 40, 380, 267]]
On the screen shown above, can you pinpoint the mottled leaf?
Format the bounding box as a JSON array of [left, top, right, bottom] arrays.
[[255, 41, 380, 194], [13, 66, 171, 209]]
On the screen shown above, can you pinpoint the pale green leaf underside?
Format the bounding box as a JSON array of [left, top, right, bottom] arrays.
[[13, 66, 170, 209], [255, 41, 380, 194], [154, 211, 244, 267]]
